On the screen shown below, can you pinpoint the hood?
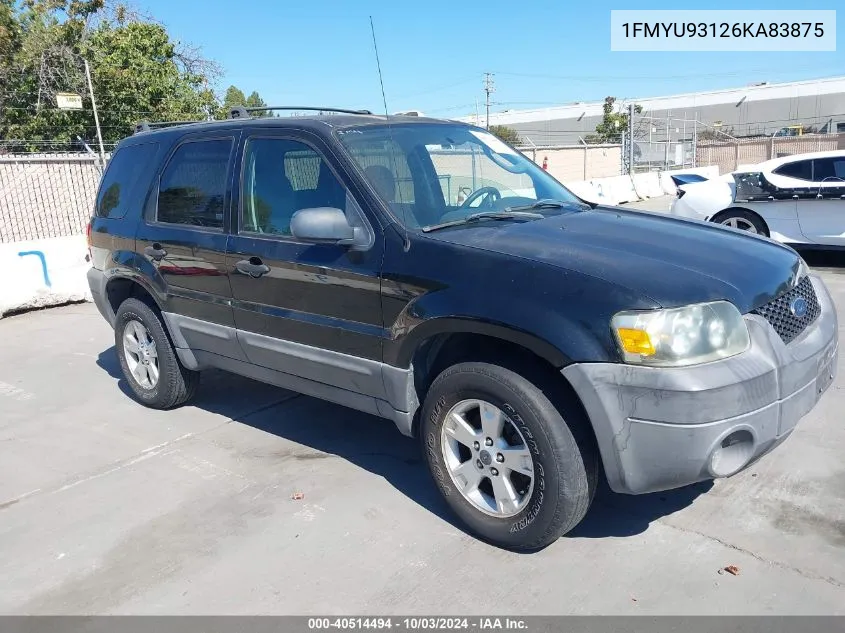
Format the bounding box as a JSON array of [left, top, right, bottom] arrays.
[[426, 207, 801, 313]]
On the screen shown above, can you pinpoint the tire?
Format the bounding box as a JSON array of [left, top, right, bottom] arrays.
[[114, 298, 199, 409], [420, 361, 597, 551], [713, 209, 768, 236]]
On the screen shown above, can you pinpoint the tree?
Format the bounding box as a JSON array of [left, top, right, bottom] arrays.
[[220, 85, 246, 111], [489, 124, 521, 145], [589, 96, 643, 143], [216, 86, 269, 119], [697, 126, 736, 141], [0, 0, 220, 152], [246, 90, 268, 113]]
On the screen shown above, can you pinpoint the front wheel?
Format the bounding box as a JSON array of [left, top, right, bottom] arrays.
[[420, 361, 597, 550]]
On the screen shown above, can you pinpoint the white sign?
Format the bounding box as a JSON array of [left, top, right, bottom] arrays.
[[56, 93, 83, 110]]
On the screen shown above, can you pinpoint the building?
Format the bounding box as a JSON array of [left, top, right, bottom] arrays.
[[462, 76, 845, 146]]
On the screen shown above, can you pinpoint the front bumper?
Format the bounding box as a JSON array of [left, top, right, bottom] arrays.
[[563, 274, 838, 494]]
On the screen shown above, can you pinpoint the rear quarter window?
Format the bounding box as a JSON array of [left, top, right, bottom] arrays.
[[772, 159, 812, 181], [95, 142, 160, 218]]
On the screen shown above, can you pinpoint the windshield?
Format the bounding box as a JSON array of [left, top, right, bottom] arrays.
[[336, 123, 586, 229]]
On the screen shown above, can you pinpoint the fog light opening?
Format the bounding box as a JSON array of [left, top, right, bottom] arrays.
[[709, 430, 755, 478]]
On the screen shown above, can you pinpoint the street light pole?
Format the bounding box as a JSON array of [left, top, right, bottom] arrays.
[[84, 59, 106, 167], [484, 73, 495, 130]]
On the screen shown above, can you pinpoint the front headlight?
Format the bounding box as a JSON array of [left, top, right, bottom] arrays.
[[612, 301, 750, 367]]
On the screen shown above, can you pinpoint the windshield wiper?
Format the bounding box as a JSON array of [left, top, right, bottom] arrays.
[[421, 210, 545, 233], [503, 198, 591, 213]]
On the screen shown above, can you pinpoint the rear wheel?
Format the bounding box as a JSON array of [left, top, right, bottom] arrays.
[[114, 298, 199, 409], [713, 209, 768, 236], [421, 361, 597, 550]]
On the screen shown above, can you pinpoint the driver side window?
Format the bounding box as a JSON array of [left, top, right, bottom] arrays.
[[241, 138, 348, 236], [427, 143, 537, 207]]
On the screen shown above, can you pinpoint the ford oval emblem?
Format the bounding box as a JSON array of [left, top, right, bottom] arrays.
[[790, 297, 808, 318]]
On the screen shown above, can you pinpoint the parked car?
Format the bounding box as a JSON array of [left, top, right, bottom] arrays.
[[87, 107, 838, 550], [671, 150, 845, 247]]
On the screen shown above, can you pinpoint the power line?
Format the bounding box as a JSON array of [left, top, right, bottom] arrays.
[[391, 75, 478, 102]]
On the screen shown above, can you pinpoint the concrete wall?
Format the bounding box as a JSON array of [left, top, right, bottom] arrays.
[[566, 166, 720, 206], [0, 235, 92, 318], [519, 145, 622, 181]]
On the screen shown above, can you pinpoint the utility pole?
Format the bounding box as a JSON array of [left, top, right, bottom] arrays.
[[84, 59, 105, 168], [483, 73, 495, 130], [627, 103, 635, 175]]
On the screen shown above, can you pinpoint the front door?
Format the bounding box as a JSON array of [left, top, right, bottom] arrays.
[[226, 131, 385, 393], [135, 133, 244, 360], [796, 156, 845, 245]]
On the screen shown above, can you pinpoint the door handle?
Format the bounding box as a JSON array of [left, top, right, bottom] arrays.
[[235, 257, 270, 278], [144, 243, 167, 261]]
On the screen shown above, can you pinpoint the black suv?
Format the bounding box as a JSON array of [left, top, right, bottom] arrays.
[[87, 107, 838, 550]]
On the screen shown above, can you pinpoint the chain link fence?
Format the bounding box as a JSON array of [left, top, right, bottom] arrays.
[[696, 133, 845, 174], [0, 153, 106, 243], [622, 114, 699, 174]]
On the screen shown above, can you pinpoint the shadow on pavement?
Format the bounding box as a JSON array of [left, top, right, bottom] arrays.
[[96, 346, 458, 532], [96, 345, 716, 545], [567, 478, 713, 539], [795, 249, 845, 271]]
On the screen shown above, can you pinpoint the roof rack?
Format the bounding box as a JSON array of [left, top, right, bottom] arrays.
[[227, 105, 373, 120], [133, 120, 204, 134]]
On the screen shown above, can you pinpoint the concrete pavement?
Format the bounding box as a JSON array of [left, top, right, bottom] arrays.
[[0, 270, 844, 615]]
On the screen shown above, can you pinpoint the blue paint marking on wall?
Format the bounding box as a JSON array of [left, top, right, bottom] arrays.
[[17, 250, 51, 288]]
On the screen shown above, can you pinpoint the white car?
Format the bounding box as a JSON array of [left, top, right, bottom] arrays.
[[671, 150, 845, 247]]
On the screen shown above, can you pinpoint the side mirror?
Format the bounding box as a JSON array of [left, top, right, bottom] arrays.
[[290, 207, 366, 247]]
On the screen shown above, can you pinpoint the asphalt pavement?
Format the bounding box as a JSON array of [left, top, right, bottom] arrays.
[[0, 251, 844, 615]]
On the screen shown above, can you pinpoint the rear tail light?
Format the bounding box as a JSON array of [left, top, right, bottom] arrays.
[[86, 218, 93, 262]]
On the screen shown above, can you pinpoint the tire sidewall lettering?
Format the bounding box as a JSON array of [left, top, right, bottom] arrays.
[[427, 395, 450, 496], [501, 403, 547, 534]]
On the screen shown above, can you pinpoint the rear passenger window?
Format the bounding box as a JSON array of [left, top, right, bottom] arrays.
[[812, 158, 845, 182], [773, 159, 812, 181], [242, 138, 347, 235], [95, 142, 159, 218], [157, 139, 233, 229]]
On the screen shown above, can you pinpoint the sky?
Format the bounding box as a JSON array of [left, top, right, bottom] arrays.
[[137, 0, 844, 118]]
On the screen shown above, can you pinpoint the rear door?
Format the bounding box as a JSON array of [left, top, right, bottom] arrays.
[[796, 156, 845, 245], [226, 130, 385, 393], [135, 131, 245, 360], [89, 141, 161, 272]]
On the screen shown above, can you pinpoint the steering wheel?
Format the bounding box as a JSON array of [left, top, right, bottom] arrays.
[[460, 186, 502, 209]]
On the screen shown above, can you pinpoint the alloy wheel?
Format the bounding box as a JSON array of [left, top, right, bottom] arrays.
[[123, 319, 159, 389], [721, 217, 758, 233], [440, 399, 535, 517]]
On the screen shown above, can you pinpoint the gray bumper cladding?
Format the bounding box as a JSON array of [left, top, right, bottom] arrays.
[[87, 267, 115, 327], [563, 275, 839, 495]]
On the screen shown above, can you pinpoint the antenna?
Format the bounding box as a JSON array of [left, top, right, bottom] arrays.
[[369, 16, 411, 252]]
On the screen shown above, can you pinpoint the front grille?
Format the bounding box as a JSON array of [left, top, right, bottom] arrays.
[[751, 276, 820, 344]]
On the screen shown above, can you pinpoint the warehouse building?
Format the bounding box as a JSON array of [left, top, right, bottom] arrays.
[[465, 76, 845, 146]]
